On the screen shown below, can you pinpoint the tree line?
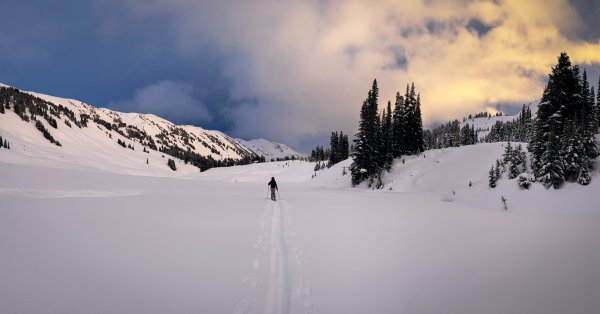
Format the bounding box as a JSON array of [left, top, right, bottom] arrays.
[[351, 79, 424, 186], [484, 105, 533, 143]]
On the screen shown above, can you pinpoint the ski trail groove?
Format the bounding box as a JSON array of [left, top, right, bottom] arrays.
[[234, 199, 312, 314], [264, 201, 291, 314]]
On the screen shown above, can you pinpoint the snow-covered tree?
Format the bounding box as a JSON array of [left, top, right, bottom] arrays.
[[488, 166, 497, 188], [530, 52, 590, 188], [351, 80, 381, 185]]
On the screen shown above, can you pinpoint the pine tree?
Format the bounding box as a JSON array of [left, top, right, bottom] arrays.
[[540, 129, 564, 189], [517, 144, 527, 173], [503, 141, 513, 165], [404, 84, 417, 154], [391, 92, 405, 157], [330, 131, 340, 164], [0, 135, 3, 148], [591, 86, 598, 133], [560, 118, 582, 181], [382, 101, 394, 169], [577, 155, 592, 185], [340, 132, 349, 160], [489, 166, 496, 188], [530, 52, 580, 186], [351, 80, 381, 185], [597, 75, 600, 127], [495, 159, 502, 180], [582, 72, 599, 161], [414, 93, 424, 153]]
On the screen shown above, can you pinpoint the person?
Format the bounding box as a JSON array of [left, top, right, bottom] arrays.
[[267, 177, 278, 201]]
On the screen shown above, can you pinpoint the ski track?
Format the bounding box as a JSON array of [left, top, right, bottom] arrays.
[[234, 197, 313, 314]]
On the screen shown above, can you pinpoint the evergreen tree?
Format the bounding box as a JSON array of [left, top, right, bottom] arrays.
[[530, 52, 580, 186], [414, 93, 424, 153], [460, 123, 473, 145], [597, 75, 600, 126], [541, 129, 565, 189], [495, 159, 502, 180], [581, 71, 594, 131], [382, 101, 394, 169], [577, 155, 592, 185], [488, 166, 496, 188], [0, 135, 3, 148], [560, 118, 582, 181], [507, 144, 525, 179], [391, 92, 405, 157], [580, 71, 599, 161], [404, 84, 418, 154], [351, 80, 381, 185], [340, 132, 349, 160], [592, 86, 598, 133], [329, 131, 340, 164]]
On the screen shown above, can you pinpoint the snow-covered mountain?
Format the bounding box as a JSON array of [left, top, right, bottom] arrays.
[[235, 138, 303, 161], [0, 83, 259, 174], [458, 103, 538, 140]]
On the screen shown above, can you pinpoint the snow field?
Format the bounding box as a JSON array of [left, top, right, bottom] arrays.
[[1, 142, 600, 313]]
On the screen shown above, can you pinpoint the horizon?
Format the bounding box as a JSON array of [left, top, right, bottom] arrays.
[[1, 0, 600, 152]]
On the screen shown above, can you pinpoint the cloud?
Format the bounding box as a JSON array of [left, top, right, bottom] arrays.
[[110, 80, 212, 124], [104, 0, 600, 149]]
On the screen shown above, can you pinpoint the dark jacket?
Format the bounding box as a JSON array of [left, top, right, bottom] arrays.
[[268, 179, 278, 189]]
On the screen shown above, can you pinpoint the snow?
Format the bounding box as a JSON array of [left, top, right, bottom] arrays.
[[0, 83, 256, 165], [236, 138, 303, 160], [1, 138, 599, 314], [460, 114, 519, 140], [1, 84, 599, 314]]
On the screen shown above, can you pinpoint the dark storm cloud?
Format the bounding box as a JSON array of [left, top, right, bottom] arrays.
[[570, 0, 600, 41]]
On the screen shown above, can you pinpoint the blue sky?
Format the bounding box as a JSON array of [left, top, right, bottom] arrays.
[[1, 0, 599, 152]]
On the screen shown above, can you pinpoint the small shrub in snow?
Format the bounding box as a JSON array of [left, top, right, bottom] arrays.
[[167, 158, 177, 171], [517, 175, 533, 189]]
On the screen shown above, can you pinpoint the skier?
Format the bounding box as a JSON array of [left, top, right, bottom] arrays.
[[268, 177, 278, 201]]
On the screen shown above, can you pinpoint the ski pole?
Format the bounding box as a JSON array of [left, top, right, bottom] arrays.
[[277, 190, 281, 200]]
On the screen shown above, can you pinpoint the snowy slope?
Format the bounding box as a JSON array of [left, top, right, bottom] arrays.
[[459, 103, 537, 140], [311, 142, 599, 214], [236, 138, 303, 160], [1, 84, 599, 313], [0, 84, 256, 175], [1, 146, 599, 314]]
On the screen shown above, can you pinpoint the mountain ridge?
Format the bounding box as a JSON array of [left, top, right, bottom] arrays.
[[0, 83, 296, 174]]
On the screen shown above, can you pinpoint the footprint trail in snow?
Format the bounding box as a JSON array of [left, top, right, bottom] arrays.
[[235, 199, 313, 314]]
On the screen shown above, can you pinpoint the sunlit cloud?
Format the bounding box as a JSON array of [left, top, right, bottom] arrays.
[[106, 0, 600, 147]]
